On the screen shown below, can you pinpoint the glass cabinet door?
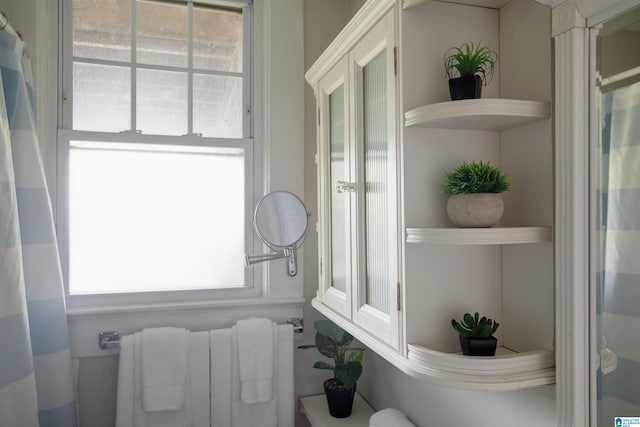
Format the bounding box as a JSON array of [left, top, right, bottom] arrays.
[[351, 9, 398, 346], [318, 57, 351, 319]]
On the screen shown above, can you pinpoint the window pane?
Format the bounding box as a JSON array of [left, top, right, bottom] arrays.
[[73, 63, 131, 132], [137, 0, 188, 67], [73, 0, 131, 62], [193, 5, 243, 72], [193, 74, 243, 138], [137, 69, 187, 135], [68, 141, 246, 294]]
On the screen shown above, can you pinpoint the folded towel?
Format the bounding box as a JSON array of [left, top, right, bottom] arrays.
[[116, 335, 135, 427], [235, 318, 275, 404], [188, 331, 210, 427], [211, 329, 233, 427], [369, 408, 416, 427], [232, 323, 278, 426], [142, 327, 188, 412], [210, 324, 294, 427]]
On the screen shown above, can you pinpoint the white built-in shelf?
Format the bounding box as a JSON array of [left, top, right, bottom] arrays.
[[404, 99, 551, 130], [312, 298, 554, 391], [407, 344, 556, 390], [403, 0, 511, 10], [406, 226, 552, 245]]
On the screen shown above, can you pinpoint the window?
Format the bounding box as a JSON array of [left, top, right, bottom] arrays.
[[59, 0, 254, 295]]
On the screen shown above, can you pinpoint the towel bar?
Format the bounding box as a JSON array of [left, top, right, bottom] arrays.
[[98, 317, 303, 350], [99, 331, 121, 349]]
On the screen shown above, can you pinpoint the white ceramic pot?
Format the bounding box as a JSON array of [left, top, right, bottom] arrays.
[[446, 193, 504, 228]]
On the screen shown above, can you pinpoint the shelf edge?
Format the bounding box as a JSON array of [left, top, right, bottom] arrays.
[[404, 99, 551, 130], [406, 226, 552, 245]]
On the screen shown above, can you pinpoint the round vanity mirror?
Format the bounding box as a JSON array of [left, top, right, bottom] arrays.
[[254, 191, 308, 249], [245, 191, 308, 277]]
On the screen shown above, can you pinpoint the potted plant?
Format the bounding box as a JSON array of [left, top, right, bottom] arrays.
[[298, 320, 365, 418], [452, 312, 500, 356], [440, 160, 511, 227], [444, 42, 497, 100]]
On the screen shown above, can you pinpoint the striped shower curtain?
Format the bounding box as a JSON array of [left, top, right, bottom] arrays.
[[0, 31, 77, 426], [599, 80, 640, 418]]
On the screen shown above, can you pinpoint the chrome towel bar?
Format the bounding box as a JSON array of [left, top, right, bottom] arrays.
[[98, 317, 304, 350]]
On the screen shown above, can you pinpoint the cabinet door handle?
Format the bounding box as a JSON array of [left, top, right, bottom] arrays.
[[336, 180, 356, 194]]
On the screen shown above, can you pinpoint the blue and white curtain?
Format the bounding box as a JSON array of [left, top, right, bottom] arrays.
[[598, 80, 640, 419], [0, 31, 77, 426]]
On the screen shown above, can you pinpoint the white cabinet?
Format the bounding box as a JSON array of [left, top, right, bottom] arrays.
[[307, 0, 555, 391], [310, 2, 400, 348]]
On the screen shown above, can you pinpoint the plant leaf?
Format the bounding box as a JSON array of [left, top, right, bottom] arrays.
[[315, 333, 336, 359], [313, 361, 334, 370], [335, 361, 363, 386], [347, 349, 364, 364], [314, 320, 345, 342]]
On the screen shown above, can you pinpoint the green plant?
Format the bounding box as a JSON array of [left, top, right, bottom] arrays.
[[298, 320, 365, 387], [440, 161, 511, 195], [444, 42, 497, 84], [451, 312, 499, 339]]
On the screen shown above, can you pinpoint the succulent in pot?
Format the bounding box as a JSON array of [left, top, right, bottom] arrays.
[[444, 42, 497, 100], [452, 312, 500, 356], [440, 160, 511, 228], [298, 320, 365, 418]]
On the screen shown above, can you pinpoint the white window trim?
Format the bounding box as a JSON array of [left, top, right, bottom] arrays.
[[41, 0, 304, 315]]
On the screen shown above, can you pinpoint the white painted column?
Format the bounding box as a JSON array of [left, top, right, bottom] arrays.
[[552, 3, 590, 427]]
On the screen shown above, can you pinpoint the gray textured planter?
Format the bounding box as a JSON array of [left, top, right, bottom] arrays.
[[446, 193, 504, 228]]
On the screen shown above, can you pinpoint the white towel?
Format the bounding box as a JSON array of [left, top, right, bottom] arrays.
[[235, 318, 274, 404], [369, 408, 417, 427], [232, 323, 278, 427], [210, 329, 233, 427], [142, 327, 188, 412], [116, 330, 211, 427], [210, 324, 294, 427]]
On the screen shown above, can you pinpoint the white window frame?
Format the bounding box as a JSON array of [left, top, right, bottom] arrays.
[[57, 0, 263, 309]]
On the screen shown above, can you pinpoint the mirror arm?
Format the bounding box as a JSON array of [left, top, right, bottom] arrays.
[[245, 245, 298, 277], [245, 251, 286, 265]]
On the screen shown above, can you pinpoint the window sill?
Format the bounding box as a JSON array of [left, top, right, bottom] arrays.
[[66, 295, 305, 319]]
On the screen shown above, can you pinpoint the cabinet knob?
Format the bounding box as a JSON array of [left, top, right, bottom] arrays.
[[336, 180, 356, 194]]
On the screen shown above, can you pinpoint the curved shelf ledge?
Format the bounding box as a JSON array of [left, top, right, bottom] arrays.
[[404, 99, 551, 130], [407, 344, 555, 389], [406, 226, 552, 245], [311, 298, 555, 391]]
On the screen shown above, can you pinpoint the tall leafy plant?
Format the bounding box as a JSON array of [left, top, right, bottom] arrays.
[[444, 42, 497, 84], [298, 320, 365, 387]]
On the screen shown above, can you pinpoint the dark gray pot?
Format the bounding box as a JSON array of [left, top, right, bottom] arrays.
[[324, 378, 356, 418], [459, 336, 497, 356]]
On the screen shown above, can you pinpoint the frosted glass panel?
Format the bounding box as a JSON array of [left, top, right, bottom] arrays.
[[136, 0, 188, 67], [73, 63, 131, 132], [329, 85, 347, 293], [137, 69, 187, 135], [193, 74, 243, 138], [68, 141, 245, 294], [193, 5, 243, 72], [362, 50, 389, 313], [73, 0, 131, 62]]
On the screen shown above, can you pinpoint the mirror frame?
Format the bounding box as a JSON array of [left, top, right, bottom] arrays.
[[245, 191, 309, 277], [552, 1, 640, 425]]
